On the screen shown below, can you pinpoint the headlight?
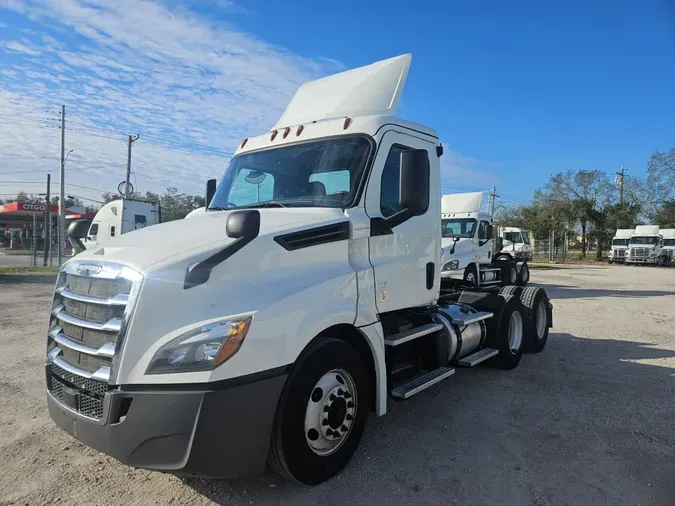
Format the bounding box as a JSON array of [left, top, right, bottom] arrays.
[[146, 316, 252, 374]]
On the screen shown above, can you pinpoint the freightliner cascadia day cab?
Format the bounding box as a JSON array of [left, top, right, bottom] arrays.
[[661, 229, 675, 265], [45, 55, 553, 485], [440, 191, 530, 287], [608, 229, 633, 264], [625, 225, 668, 266]]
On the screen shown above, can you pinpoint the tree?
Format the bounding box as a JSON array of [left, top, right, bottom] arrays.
[[537, 169, 611, 257], [647, 147, 675, 201], [654, 200, 675, 228]]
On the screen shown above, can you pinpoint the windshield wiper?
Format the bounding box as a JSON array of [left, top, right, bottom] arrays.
[[243, 201, 288, 209], [208, 203, 239, 211]]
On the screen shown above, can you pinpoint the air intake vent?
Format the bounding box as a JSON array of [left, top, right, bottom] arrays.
[[274, 222, 349, 251]]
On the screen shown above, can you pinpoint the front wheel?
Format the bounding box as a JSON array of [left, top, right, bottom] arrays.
[[463, 264, 478, 287], [268, 338, 370, 485]]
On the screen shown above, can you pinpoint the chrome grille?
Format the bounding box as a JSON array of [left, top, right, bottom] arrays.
[[630, 248, 647, 258], [616, 249, 625, 257], [46, 261, 142, 422]]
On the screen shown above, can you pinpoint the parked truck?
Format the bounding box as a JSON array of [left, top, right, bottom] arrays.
[[659, 229, 675, 266], [67, 199, 160, 253], [45, 54, 553, 485], [625, 225, 669, 266], [496, 226, 533, 262], [608, 229, 633, 264], [440, 191, 530, 287]]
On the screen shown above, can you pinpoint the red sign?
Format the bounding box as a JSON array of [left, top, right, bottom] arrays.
[[0, 202, 61, 214]]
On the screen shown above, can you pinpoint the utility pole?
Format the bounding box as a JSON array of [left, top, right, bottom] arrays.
[[125, 134, 140, 198], [58, 105, 66, 266], [616, 166, 625, 206], [489, 185, 500, 218], [42, 174, 50, 267]]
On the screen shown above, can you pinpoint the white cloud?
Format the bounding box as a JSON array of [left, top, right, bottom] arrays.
[[0, 0, 342, 203]]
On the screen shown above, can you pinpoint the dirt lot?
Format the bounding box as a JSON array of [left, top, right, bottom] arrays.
[[1, 265, 674, 506]]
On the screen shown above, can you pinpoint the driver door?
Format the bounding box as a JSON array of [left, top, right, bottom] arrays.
[[365, 130, 440, 313]]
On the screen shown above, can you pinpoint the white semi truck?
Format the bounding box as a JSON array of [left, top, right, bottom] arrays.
[[661, 229, 675, 266], [608, 229, 633, 264], [625, 225, 669, 266], [67, 199, 160, 253], [45, 54, 553, 485], [440, 191, 530, 287], [497, 226, 533, 262]]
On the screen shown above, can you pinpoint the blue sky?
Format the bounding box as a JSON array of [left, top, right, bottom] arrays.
[[1, 0, 674, 206]]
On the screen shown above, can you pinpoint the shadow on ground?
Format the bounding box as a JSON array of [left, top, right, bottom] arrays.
[[0, 274, 57, 285], [533, 282, 673, 299], [184, 333, 675, 505]]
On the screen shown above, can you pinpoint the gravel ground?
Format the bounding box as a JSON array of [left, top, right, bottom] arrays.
[[1, 265, 674, 506]]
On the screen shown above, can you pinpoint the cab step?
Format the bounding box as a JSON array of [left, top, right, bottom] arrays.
[[384, 323, 443, 347], [458, 348, 499, 367], [391, 367, 455, 399], [451, 311, 493, 326]]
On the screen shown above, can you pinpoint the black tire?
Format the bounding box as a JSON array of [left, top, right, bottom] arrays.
[[519, 287, 550, 353], [517, 262, 530, 286], [268, 338, 370, 485], [500, 263, 518, 286], [499, 285, 523, 297], [463, 264, 478, 287], [489, 294, 524, 369]]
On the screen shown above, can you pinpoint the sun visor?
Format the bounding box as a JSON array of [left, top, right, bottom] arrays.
[[273, 54, 412, 130]]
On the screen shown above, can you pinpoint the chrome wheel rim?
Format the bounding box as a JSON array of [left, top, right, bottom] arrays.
[[508, 311, 523, 353], [466, 272, 475, 284], [510, 267, 517, 284], [304, 369, 357, 456], [535, 300, 547, 339]]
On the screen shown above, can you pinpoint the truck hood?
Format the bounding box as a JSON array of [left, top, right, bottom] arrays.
[[441, 237, 473, 264], [70, 208, 347, 272]]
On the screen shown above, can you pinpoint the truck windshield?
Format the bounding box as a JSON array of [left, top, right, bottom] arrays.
[[664, 239, 675, 246], [503, 232, 524, 244], [209, 136, 372, 210], [630, 236, 659, 245], [441, 219, 476, 238], [612, 238, 629, 246]]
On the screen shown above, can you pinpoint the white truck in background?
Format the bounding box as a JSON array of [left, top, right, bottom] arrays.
[[68, 199, 161, 253], [608, 229, 633, 264], [497, 226, 533, 262], [46, 54, 553, 485], [659, 229, 675, 266], [625, 225, 669, 266], [440, 191, 530, 287]]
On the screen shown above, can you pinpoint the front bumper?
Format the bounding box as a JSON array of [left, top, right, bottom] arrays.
[[625, 257, 657, 264], [47, 369, 287, 477]]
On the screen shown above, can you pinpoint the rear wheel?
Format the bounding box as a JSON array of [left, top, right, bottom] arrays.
[[268, 338, 370, 485], [517, 263, 530, 286], [490, 294, 524, 369], [501, 263, 518, 286], [519, 287, 550, 353]]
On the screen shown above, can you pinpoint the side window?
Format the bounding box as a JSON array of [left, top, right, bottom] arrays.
[[380, 145, 408, 217], [110, 225, 116, 237], [478, 221, 489, 240], [134, 214, 147, 229], [89, 223, 99, 236]]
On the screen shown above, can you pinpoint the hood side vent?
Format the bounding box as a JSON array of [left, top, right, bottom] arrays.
[[274, 222, 349, 251]]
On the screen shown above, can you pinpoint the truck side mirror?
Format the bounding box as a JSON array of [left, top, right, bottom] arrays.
[[67, 219, 91, 254], [486, 224, 494, 239], [399, 149, 429, 215], [205, 179, 217, 209]]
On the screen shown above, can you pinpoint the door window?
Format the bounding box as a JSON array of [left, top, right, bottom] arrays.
[[110, 225, 116, 237], [135, 214, 147, 229], [478, 221, 490, 240], [89, 223, 99, 236], [380, 145, 410, 217]]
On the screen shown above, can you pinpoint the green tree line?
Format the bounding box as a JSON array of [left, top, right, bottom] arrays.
[[494, 147, 675, 258]]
